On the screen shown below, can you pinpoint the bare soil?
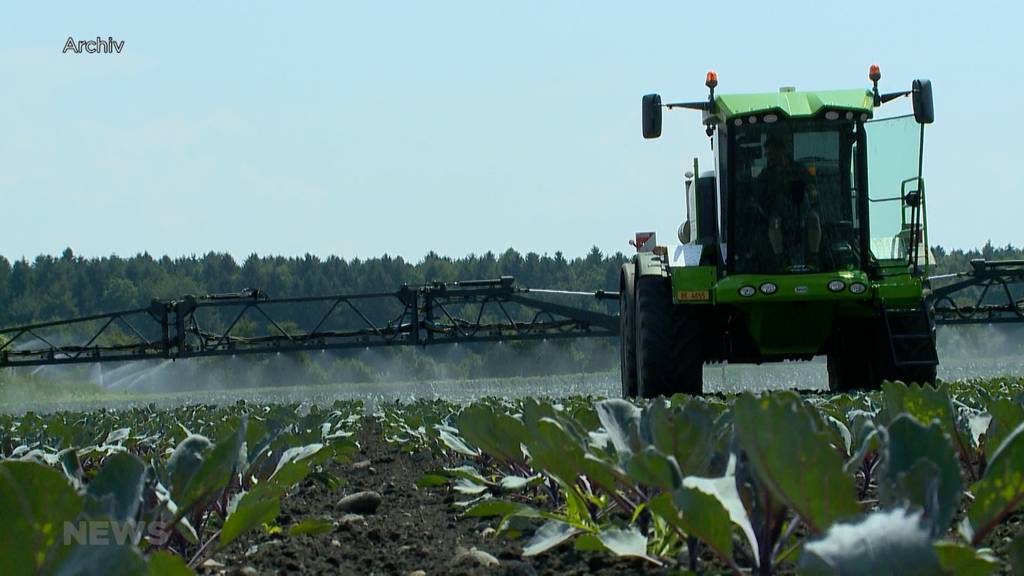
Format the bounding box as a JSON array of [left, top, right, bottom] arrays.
[[216, 421, 683, 576]]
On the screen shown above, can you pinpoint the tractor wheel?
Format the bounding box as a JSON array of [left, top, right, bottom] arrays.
[[827, 322, 881, 392], [827, 349, 880, 392], [619, 264, 638, 398], [883, 364, 938, 386], [828, 320, 938, 392], [635, 275, 703, 398]]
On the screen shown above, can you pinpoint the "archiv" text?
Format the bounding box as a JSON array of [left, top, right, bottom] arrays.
[[63, 36, 124, 54]]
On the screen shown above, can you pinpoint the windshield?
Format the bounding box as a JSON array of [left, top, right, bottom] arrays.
[[730, 119, 861, 274]]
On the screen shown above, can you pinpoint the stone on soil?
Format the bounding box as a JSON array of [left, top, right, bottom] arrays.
[[450, 547, 500, 568], [337, 490, 383, 515]]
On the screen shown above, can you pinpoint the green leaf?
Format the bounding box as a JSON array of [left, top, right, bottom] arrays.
[[595, 399, 642, 461], [457, 404, 528, 465], [288, 517, 334, 537], [966, 410, 991, 449], [464, 499, 547, 532], [523, 417, 586, 486], [572, 532, 605, 552], [983, 399, 1024, 463], [798, 509, 949, 576], [271, 443, 323, 478], [443, 465, 491, 486], [641, 397, 718, 477], [58, 448, 83, 486], [220, 484, 282, 546], [823, 415, 853, 457], [84, 452, 147, 521], [415, 473, 448, 488], [454, 478, 488, 494], [882, 381, 951, 427], [176, 518, 199, 545], [0, 461, 83, 576], [146, 551, 193, 576], [733, 393, 860, 533], [174, 418, 246, 516], [882, 381, 972, 468], [682, 455, 759, 568], [498, 474, 542, 491], [165, 434, 212, 503], [579, 453, 624, 495], [648, 488, 732, 562], [933, 542, 997, 576], [596, 526, 660, 564], [965, 421, 1024, 545], [53, 543, 148, 576], [879, 415, 962, 538], [625, 447, 683, 491], [843, 427, 878, 476], [105, 427, 131, 445], [522, 520, 581, 556], [269, 443, 324, 488], [553, 476, 595, 529], [268, 460, 310, 488], [436, 427, 480, 457], [463, 500, 541, 519]]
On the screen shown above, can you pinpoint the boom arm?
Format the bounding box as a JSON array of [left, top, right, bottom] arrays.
[[0, 277, 618, 369], [2, 261, 1022, 370], [928, 259, 1024, 324]]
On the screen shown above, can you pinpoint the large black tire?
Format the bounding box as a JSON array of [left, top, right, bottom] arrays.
[[635, 275, 704, 398], [827, 321, 881, 392], [830, 353, 938, 391], [827, 350, 880, 392], [620, 264, 638, 398], [828, 320, 938, 392], [883, 364, 938, 386]]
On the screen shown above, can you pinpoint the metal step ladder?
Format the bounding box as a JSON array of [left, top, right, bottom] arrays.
[[881, 303, 939, 367]]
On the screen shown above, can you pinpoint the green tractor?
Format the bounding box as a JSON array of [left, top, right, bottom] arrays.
[[622, 66, 938, 397]]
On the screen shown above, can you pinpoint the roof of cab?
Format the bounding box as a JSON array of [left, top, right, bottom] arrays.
[[711, 89, 874, 121]]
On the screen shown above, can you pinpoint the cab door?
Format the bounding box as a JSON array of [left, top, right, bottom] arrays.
[[864, 114, 928, 275]]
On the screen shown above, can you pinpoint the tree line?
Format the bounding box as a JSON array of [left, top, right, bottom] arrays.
[[0, 247, 627, 327]]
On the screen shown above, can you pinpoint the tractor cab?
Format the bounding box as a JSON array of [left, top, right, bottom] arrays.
[[644, 69, 934, 282]]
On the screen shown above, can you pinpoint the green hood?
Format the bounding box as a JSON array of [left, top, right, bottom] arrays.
[[711, 89, 874, 121]]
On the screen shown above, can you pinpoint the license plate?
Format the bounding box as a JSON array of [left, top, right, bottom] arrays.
[[677, 290, 709, 301]]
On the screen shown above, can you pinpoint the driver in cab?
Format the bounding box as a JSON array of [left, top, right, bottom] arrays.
[[758, 134, 821, 268]]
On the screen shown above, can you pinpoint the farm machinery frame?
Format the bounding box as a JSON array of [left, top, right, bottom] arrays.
[[619, 66, 1022, 398]]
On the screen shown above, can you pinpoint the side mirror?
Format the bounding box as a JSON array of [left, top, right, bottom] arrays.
[[642, 94, 662, 139], [912, 79, 934, 124]]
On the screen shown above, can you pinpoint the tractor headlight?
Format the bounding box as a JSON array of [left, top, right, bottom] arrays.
[[827, 280, 846, 292], [759, 282, 778, 295], [849, 282, 867, 295], [738, 285, 756, 297]]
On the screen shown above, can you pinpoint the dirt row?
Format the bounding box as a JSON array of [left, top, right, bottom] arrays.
[[216, 421, 681, 576]]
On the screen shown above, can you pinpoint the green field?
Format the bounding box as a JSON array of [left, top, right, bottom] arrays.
[[2, 375, 1023, 574]]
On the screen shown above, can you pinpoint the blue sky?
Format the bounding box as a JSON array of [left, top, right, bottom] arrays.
[[1, 2, 1020, 262]]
